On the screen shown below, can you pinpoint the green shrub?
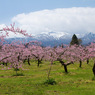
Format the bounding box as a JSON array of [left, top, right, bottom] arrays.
[[13, 73, 24, 76], [44, 78, 56, 85]]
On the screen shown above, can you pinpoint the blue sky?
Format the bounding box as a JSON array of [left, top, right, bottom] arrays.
[[0, 0, 95, 37]]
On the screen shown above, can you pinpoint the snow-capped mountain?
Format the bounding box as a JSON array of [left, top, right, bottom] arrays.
[[81, 32, 95, 45], [31, 32, 72, 46], [5, 32, 95, 46], [48, 32, 69, 39], [33, 32, 72, 40], [32, 32, 69, 40]]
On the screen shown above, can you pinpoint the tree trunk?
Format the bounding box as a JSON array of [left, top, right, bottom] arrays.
[[28, 57, 31, 65], [18, 55, 20, 62], [3, 62, 4, 65], [57, 59, 65, 66], [37, 59, 40, 67], [79, 59, 82, 68], [63, 61, 74, 73], [23, 59, 27, 63], [5, 63, 7, 66], [63, 64, 68, 73], [87, 58, 89, 64], [57, 59, 68, 73], [57, 59, 73, 73], [92, 63, 95, 76]]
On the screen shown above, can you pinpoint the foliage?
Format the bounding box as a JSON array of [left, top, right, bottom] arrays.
[[44, 78, 56, 85], [70, 34, 79, 45]]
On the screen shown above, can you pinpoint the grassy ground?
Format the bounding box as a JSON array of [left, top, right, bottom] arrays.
[[0, 60, 95, 95]]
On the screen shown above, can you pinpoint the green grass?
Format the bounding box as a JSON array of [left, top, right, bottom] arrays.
[[0, 60, 95, 95]]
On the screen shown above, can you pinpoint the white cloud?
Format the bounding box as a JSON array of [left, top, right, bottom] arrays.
[[0, 24, 6, 29], [11, 7, 95, 37]]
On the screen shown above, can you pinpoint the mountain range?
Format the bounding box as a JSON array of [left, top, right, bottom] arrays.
[[5, 32, 95, 47]]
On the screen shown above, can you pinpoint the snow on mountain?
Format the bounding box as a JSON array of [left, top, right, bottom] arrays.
[[81, 32, 95, 45], [33, 31, 70, 40], [30, 32, 95, 46], [48, 32, 68, 39], [33, 33, 55, 41], [5, 32, 95, 46], [31, 32, 72, 46]]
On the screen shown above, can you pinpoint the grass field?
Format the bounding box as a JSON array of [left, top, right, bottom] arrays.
[[0, 60, 95, 95]]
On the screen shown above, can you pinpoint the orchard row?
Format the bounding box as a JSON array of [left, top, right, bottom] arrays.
[[0, 24, 95, 76]]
